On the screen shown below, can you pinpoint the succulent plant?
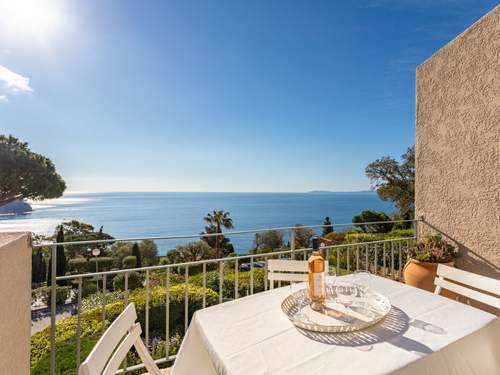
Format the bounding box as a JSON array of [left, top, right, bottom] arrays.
[[409, 235, 459, 263]]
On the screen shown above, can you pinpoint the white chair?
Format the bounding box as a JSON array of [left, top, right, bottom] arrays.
[[267, 259, 329, 289], [434, 264, 500, 310], [79, 303, 163, 375]]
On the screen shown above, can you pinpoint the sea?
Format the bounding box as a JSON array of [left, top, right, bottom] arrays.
[[0, 192, 394, 255]]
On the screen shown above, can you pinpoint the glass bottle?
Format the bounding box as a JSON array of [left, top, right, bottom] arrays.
[[308, 237, 325, 310]]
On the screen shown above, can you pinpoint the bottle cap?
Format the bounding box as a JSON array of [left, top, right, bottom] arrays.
[[312, 236, 319, 250]]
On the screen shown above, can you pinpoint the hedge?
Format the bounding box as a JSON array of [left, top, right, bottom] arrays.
[[189, 268, 266, 299], [31, 283, 218, 373]]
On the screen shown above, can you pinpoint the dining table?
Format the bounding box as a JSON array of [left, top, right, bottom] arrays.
[[171, 275, 498, 375]]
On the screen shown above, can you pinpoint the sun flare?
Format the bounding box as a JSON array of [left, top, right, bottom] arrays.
[[0, 0, 65, 42]]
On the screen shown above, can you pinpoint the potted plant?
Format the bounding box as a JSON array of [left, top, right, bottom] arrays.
[[404, 235, 459, 294]]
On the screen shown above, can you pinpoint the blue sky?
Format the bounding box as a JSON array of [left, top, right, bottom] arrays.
[[1, 0, 497, 192]]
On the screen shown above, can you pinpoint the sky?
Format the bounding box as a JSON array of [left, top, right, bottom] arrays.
[[0, 0, 497, 193]]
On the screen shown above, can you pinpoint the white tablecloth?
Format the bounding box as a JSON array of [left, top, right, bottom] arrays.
[[172, 276, 497, 375]]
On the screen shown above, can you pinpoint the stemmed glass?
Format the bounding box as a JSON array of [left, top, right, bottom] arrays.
[[336, 282, 356, 322], [325, 265, 337, 306], [353, 270, 372, 297]]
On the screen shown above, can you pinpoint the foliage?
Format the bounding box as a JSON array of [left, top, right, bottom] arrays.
[[0, 135, 66, 207], [81, 290, 125, 311], [59, 220, 114, 259], [71, 280, 98, 303], [252, 230, 284, 253], [322, 217, 333, 236], [40, 286, 70, 306], [293, 224, 315, 248], [202, 210, 234, 258], [68, 257, 88, 273], [113, 271, 143, 291], [139, 240, 159, 266], [122, 255, 137, 269], [31, 336, 97, 375], [110, 242, 134, 267], [365, 146, 414, 220], [32, 250, 47, 284], [48, 226, 67, 286], [352, 210, 393, 233], [321, 231, 346, 245], [131, 242, 142, 267], [409, 235, 459, 263], [88, 257, 114, 272], [166, 241, 215, 265], [31, 283, 218, 371], [189, 268, 266, 299]]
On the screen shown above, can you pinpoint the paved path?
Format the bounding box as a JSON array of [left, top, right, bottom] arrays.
[[31, 304, 76, 335]]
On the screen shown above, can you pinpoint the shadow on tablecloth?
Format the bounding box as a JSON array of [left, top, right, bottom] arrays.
[[297, 306, 433, 356]]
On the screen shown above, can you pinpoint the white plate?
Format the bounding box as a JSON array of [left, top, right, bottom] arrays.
[[281, 288, 391, 333]]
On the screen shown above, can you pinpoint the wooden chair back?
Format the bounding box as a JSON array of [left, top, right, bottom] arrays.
[[434, 264, 500, 310], [267, 259, 329, 289], [79, 303, 162, 375]]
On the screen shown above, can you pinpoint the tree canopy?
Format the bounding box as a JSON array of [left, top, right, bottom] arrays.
[[202, 210, 234, 258], [253, 230, 284, 253], [352, 210, 393, 233], [365, 146, 415, 219], [0, 135, 66, 207]]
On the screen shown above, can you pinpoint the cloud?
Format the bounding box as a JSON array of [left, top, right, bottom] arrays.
[[0, 65, 33, 92], [0, 65, 33, 103]]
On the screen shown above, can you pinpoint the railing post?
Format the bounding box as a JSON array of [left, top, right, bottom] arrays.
[[290, 228, 295, 259], [219, 261, 224, 304], [184, 265, 189, 333], [76, 277, 82, 372], [50, 244, 57, 375]]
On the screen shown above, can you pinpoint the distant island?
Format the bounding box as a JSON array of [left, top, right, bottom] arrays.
[[0, 200, 32, 215], [307, 190, 372, 194]]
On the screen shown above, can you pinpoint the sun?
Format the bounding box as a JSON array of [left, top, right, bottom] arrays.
[[0, 0, 65, 42]]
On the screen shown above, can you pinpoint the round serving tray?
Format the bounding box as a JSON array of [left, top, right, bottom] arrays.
[[281, 287, 391, 333]]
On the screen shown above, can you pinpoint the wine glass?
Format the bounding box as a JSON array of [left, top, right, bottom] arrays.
[[353, 270, 372, 298], [336, 282, 356, 322], [325, 265, 337, 305]]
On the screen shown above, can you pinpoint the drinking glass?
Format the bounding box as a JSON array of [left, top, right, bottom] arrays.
[[336, 282, 356, 322], [325, 266, 337, 305], [353, 270, 372, 298]]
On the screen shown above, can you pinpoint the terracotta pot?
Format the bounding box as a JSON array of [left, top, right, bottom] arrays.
[[403, 259, 455, 295]]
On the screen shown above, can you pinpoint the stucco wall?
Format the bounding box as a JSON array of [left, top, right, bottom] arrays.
[[0, 232, 32, 374], [415, 5, 500, 279]]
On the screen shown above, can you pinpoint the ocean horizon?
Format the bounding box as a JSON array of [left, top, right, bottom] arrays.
[[0, 191, 394, 255]]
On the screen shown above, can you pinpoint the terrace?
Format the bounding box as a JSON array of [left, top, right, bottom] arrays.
[[1, 4, 499, 375]]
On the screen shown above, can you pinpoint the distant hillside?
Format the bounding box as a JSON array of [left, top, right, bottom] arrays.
[[0, 200, 32, 215]]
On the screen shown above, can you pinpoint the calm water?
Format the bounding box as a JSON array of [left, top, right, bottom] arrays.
[[0, 192, 394, 255]]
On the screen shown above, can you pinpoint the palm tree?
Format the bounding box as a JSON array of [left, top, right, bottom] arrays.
[[203, 210, 234, 258]]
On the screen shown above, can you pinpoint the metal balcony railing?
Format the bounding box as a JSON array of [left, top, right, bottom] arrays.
[[31, 219, 417, 375]]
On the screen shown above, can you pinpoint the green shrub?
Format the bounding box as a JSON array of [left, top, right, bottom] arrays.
[[352, 210, 393, 233], [88, 257, 114, 271], [68, 257, 88, 273], [81, 291, 125, 311], [322, 231, 346, 245], [70, 280, 99, 303], [113, 271, 143, 291], [30, 283, 218, 371], [40, 286, 70, 306], [122, 255, 137, 269], [190, 269, 265, 299]]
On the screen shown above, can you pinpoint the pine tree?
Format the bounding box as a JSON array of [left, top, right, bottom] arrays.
[[31, 251, 45, 284], [48, 226, 67, 285], [132, 242, 142, 268], [322, 217, 334, 236]]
